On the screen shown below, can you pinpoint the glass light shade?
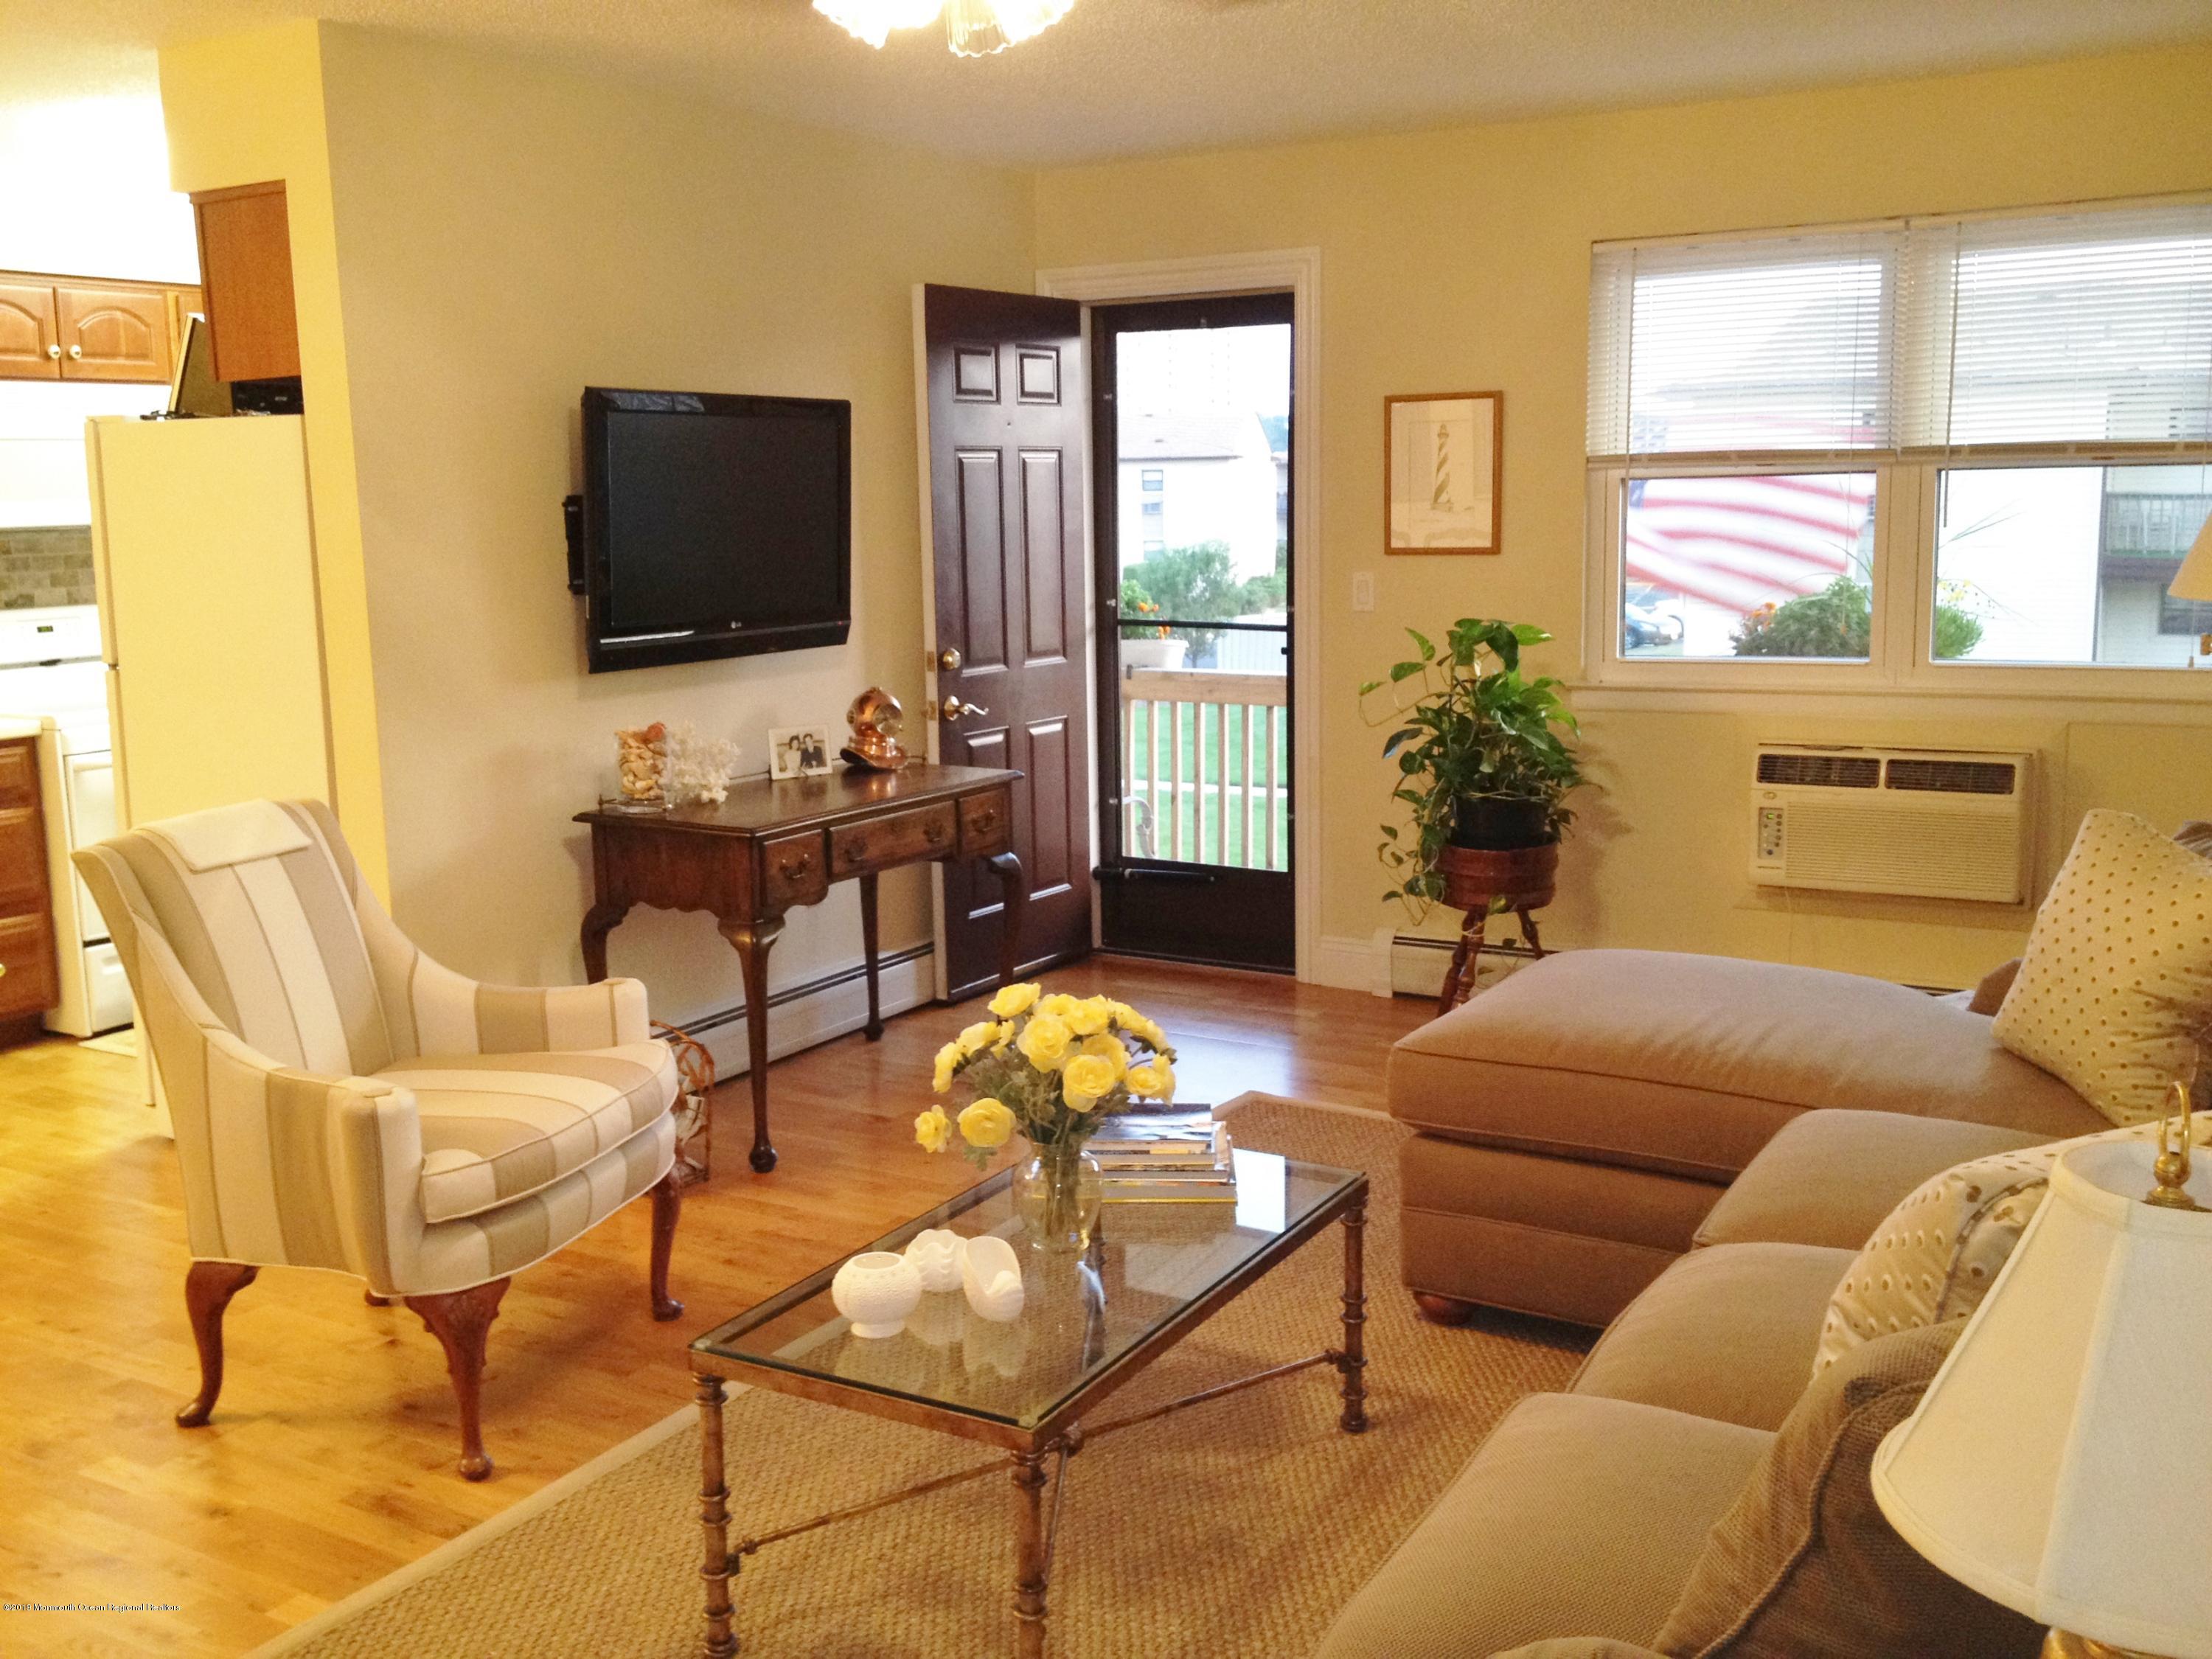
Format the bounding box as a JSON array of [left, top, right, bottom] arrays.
[[1871, 1139, 2212, 1659], [813, 0, 945, 49], [946, 0, 1074, 55]]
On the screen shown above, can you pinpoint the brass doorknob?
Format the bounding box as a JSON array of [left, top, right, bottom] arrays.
[[940, 696, 988, 723], [46, 344, 60, 360], [67, 344, 82, 360], [935, 646, 962, 672]]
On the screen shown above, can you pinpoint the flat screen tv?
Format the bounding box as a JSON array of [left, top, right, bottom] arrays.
[[578, 386, 852, 672]]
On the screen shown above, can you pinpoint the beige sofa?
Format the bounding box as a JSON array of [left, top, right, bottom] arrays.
[[1391, 949, 2103, 1328], [1316, 1108, 2053, 1659]]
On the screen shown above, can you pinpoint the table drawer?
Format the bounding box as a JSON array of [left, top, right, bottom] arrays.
[[829, 802, 956, 877], [957, 788, 1012, 856], [759, 830, 828, 910], [0, 910, 56, 1018], [0, 740, 35, 808]]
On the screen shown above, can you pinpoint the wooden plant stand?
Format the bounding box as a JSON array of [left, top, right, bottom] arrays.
[[1435, 840, 1558, 1015]]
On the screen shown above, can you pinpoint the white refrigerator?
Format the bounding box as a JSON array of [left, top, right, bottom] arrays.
[[86, 414, 333, 829]]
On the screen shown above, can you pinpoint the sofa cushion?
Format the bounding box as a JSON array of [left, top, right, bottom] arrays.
[[1494, 1646, 1669, 1659], [1655, 1322, 2044, 1659], [1994, 808, 2212, 1127], [1694, 1111, 2051, 1252], [1812, 1115, 2202, 1374], [383, 1043, 678, 1222], [1571, 1245, 1851, 1432], [1388, 951, 2100, 1186], [1315, 1394, 1771, 1659]]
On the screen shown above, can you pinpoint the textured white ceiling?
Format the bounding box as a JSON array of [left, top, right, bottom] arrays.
[[15, 0, 2212, 167]]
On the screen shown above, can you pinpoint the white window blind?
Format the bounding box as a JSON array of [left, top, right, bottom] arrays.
[[1588, 199, 2212, 463]]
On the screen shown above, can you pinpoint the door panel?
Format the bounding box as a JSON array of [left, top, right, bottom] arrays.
[[57, 285, 172, 383], [0, 281, 59, 379], [922, 284, 1092, 997]]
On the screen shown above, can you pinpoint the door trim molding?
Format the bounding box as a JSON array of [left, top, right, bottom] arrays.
[[1035, 248, 1323, 984]]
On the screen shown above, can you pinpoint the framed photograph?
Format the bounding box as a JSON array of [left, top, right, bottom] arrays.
[[1385, 391, 1502, 555], [767, 726, 834, 779]]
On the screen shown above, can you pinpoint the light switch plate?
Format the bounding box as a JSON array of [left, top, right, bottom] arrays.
[[1352, 571, 1375, 612]]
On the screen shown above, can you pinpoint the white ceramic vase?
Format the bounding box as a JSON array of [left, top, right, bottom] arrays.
[[961, 1234, 1026, 1322], [904, 1228, 967, 1293], [831, 1251, 922, 1338]]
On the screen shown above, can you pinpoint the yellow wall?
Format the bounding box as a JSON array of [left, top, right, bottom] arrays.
[[305, 27, 1034, 1020], [160, 21, 389, 897], [1034, 45, 2212, 987]]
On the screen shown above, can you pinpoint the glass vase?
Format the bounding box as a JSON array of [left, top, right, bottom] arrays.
[[1012, 1137, 1102, 1254]]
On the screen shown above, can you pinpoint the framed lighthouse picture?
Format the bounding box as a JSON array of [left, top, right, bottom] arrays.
[[1385, 391, 1502, 555]]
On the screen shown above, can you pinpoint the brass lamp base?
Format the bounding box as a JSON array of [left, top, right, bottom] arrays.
[[2045, 1630, 2171, 1659]]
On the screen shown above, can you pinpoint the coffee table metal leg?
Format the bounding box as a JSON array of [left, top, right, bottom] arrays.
[[697, 1374, 737, 1658], [1338, 1200, 1369, 1433], [1012, 1448, 1050, 1658]]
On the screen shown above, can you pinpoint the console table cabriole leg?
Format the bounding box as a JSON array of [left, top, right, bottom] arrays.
[[1338, 1198, 1369, 1433], [1011, 1447, 1050, 1659], [717, 916, 785, 1174], [580, 900, 630, 984], [987, 850, 1027, 989], [858, 872, 884, 1041], [697, 1374, 737, 1659]]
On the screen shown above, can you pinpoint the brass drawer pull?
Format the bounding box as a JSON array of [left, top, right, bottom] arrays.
[[924, 820, 947, 844], [844, 834, 869, 860], [775, 852, 813, 879], [971, 807, 998, 831]]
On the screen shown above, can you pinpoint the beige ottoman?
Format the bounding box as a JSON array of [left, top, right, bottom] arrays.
[[1390, 949, 2101, 1327]]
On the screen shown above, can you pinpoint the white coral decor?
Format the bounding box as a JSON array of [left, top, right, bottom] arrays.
[[664, 722, 740, 806]]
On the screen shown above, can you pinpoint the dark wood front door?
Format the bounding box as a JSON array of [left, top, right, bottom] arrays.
[[920, 284, 1093, 998]]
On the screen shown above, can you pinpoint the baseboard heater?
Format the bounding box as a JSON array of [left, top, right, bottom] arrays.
[[1388, 932, 1541, 1000]]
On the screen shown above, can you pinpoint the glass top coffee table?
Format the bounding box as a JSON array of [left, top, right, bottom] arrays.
[[687, 1148, 1370, 1659]]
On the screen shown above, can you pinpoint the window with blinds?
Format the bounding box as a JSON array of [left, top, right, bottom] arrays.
[[1587, 198, 2212, 676], [1588, 200, 2212, 463]]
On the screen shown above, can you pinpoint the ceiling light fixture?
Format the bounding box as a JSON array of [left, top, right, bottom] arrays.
[[814, 0, 1074, 56]]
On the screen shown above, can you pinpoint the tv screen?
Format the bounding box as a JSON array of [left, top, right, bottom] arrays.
[[580, 387, 852, 672]]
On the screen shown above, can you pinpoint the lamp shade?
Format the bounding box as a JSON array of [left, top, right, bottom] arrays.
[[1871, 1139, 2212, 1658], [2166, 512, 2212, 602]]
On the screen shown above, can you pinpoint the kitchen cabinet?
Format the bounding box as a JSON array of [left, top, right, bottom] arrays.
[[0, 736, 57, 1023], [0, 273, 203, 383], [190, 181, 299, 383]]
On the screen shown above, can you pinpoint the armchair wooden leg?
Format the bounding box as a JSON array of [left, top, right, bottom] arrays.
[[364, 1290, 392, 1307], [405, 1278, 509, 1481], [1412, 1291, 1480, 1326], [178, 1261, 259, 1428], [650, 1170, 684, 1322]]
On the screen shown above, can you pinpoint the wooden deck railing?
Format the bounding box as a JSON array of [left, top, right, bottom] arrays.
[[1119, 667, 1289, 870]]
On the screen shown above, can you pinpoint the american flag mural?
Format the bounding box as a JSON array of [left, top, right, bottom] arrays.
[[1624, 474, 1874, 614]]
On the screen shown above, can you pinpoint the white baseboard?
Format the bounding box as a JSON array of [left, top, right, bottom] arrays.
[[664, 945, 939, 1079], [1312, 931, 1394, 996]]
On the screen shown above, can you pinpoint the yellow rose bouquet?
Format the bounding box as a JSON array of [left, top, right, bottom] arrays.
[[913, 982, 1179, 1173]]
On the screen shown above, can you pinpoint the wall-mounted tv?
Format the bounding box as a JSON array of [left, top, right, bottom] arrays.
[[578, 386, 852, 673]]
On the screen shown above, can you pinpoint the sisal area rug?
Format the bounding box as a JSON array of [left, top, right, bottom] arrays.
[[257, 1095, 1587, 1659]]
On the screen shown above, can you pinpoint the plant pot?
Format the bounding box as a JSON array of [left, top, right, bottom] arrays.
[[1120, 638, 1189, 672], [1450, 795, 1554, 851], [1437, 839, 1560, 911]]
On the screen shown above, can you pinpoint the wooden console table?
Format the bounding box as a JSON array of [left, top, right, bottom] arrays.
[[577, 763, 1025, 1173]]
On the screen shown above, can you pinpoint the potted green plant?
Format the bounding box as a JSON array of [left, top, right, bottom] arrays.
[[1360, 619, 1583, 911]]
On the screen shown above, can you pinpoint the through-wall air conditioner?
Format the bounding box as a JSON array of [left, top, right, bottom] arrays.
[[1750, 745, 2032, 904]]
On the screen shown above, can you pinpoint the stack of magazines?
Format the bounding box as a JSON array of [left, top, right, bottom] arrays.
[[1093, 1108, 1237, 1203]]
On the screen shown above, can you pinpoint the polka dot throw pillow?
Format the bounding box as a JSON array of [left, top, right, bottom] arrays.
[[1992, 808, 2212, 1127], [1812, 1116, 2202, 1376]]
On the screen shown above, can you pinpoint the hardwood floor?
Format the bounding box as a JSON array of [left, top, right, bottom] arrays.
[[0, 957, 1427, 1658]]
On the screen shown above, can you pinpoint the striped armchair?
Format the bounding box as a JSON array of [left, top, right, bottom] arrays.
[[75, 799, 684, 1479]]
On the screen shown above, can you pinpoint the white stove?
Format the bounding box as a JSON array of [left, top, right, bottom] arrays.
[[0, 605, 128, 1035]]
